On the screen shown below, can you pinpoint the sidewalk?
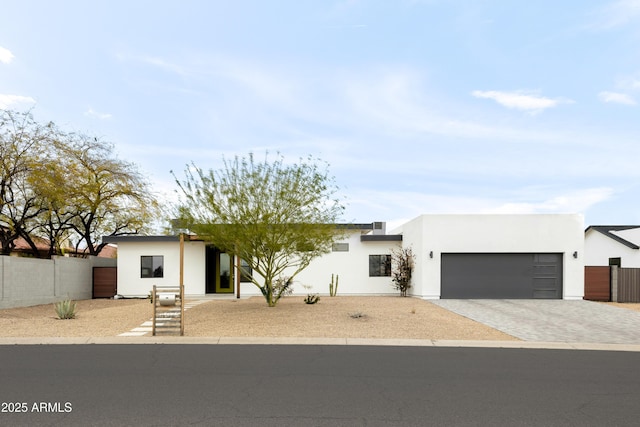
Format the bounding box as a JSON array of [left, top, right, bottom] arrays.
[[2, 336, 640, 352], [4, 298, 640, 351]]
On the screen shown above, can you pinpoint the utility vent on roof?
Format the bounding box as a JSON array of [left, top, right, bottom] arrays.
[[373, 222, 386, 235]]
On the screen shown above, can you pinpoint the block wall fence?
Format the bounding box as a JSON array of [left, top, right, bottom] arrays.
[[0, 255, 116, 309]]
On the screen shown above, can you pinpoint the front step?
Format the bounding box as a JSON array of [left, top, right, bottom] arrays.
[[152, 285, 184, 336]]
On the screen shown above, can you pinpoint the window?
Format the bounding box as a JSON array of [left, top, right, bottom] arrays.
[[332, 243, 349, 252], [369, 254, 391, 277], [240, 259, 253, 282], [141, 256, 164, 278]]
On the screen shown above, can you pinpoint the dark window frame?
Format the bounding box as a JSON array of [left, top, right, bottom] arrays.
[[141, 255, 164, 278], [369, 254, 391, 277], [332, 242, 350, 252]]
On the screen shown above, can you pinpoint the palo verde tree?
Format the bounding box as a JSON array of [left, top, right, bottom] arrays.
[[174, 152, 345, 307]]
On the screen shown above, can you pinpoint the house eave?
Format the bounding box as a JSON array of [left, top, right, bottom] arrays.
[[586, 226, 640, 250], [102, 235, 185, 243], [360, 235, 403, 242]]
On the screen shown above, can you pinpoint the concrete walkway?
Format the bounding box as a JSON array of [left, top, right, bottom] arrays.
[[431, 299, 640, 345]]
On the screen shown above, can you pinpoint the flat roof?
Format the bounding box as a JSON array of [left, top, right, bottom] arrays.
[[102, 223, 383, 244], [102, 235, 183, 243]]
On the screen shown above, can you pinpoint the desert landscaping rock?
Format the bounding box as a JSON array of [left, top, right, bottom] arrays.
[[184, 296, 518, 340], [0, 299, 152, 337], [3, 296, 640, 342], [1, 296, 516, 340]]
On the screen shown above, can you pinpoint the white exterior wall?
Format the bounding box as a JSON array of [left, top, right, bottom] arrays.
[[114, 232, 402, 297], [396, 217, 426, 297], [112, 214, 584, 299], [116, 240, 206, 297], [584, 229, 640, 267], [295, 232, 401, 295], [402, 214, 585, 300], [612, 228, 640, 244], [239, 230, 402, 296]]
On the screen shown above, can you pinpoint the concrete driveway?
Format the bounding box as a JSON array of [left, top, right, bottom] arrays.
[[431, 300, 640, 345]]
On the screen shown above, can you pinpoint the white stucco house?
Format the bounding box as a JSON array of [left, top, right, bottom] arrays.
[[584, 225, 640, 267], [103, 214, 585, 300]]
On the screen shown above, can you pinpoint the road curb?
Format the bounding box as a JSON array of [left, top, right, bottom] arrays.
[[1, 336, 640, 352]]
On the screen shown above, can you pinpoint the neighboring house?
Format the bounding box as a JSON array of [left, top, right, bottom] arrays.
[[584, 226, 640, 302], [103, 214, 585, 300], [1, 226, 117, 258], [69, 243, 118, 259], [10, 235, 51, 258], [584, 225, 640, 267]]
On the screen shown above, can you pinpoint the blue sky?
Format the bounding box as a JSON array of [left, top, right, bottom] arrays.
[[2, 0, 640, 229]]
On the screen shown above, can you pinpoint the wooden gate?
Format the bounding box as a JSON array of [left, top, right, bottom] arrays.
[[617, 268, 640, 302], [584, 266, 610, 301], [93, 267, 117, 298]]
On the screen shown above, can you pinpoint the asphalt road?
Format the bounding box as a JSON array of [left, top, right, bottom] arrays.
[[1, 344, 639, 426]]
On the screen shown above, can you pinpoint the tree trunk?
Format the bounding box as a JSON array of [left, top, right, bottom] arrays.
[[261, 278, 277, 307]]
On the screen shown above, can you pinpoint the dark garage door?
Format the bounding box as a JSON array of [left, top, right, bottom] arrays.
[[441, 253, 563, 299]]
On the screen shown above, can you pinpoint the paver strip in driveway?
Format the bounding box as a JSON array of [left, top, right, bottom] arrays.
[[431, 300, 640, 344]]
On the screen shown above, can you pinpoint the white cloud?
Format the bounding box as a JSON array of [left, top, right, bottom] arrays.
[[471, 90, 573, 114], [594, 0, 640, 29], [139, 56, 189, 77], [0, 94, 36, 109], [127, 53, 299, 110], [617, 75, 640, 91], [485, 187, 615, 215], [84, 108, 112, 119], [345, 190, 494, 224], [342, 71, 567, 143], [0, 46, 14, 64], [345, 187, 614, 223], [598, 91, 637, 105]]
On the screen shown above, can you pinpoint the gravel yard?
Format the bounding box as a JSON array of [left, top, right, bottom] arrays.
[[2, 296, 638, 340], [0, 296, 516, 340], [0, 299, 152, 337], [184, 296, 517, 340]]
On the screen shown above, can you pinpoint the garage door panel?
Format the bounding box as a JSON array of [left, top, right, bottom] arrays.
[[441, 253, 562, 299], [533, 265, 557, 275], [535, 254, 559, 263], [532, 253, 562, 299], [533, 288, 560, 298]]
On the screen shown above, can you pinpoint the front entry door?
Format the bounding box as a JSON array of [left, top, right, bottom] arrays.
[[205, 246, 234, 294], [216, 252, 234, 293]]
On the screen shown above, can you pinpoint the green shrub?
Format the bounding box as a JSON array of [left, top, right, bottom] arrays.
[[391, 247, 414, 297], [54, 299, 77, 320]]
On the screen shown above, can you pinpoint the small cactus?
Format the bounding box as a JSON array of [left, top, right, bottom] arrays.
[[329, 274, 339, 297]]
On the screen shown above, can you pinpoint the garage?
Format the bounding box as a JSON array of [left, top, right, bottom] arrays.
[[441, 253, 563, 299]]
